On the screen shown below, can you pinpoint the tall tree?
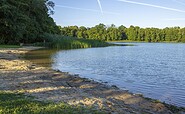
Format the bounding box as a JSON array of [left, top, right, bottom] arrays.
[[0, 0, 59, 44]]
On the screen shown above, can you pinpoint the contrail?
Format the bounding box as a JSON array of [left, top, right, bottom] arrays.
[[97, 0, 103, 14], [55, 5, 120, 15], [118, 0, 185, 13]]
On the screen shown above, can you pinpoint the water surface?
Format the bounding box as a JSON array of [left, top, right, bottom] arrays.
[[52, 43, 185, 107]]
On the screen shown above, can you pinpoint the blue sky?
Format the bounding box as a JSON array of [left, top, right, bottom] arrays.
[[51, 0, 185, 28]]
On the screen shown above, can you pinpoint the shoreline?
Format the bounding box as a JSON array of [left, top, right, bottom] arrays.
[[108, 40, 185, 43], [0, 47, 184, 114]]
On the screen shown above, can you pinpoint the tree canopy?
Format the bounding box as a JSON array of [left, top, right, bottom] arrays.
[[59, 24, 185, 43], [1, 0, 185, 44], [0, 0, 59, 44]]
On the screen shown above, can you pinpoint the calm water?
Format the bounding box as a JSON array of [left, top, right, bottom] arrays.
[[51, 43, 185, 107]]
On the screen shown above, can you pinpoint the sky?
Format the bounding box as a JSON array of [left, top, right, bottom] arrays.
[[51, 0, 185, 28]]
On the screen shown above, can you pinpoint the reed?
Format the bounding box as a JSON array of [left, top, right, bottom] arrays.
[[38, 34, 109, 49]]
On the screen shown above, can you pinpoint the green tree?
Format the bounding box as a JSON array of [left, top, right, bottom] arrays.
[[0, 0, 59, 44], [77, 26, 87, 38], [58, 23, 184, 43], [118, 25, 127, 40], [126, 25, 137, 41]]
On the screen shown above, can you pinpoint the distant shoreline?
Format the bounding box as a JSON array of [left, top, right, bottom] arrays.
[[108, 40, 184, 43], [0, 46, 184, 113]]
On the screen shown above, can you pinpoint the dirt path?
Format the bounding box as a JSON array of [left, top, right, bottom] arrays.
[[0, 47, 181, 114]]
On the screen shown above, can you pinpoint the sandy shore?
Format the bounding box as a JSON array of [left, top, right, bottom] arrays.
[[0, 47, 183, 114]]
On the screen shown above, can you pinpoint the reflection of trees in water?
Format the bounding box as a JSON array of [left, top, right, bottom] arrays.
[[25, 49, 57, 67]]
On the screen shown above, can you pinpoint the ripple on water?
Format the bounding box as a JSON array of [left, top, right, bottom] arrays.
[[52, 43, 185, 107]]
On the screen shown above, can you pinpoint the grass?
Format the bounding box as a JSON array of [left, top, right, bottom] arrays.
[[35, 34, 135, 49], [0, 45, 21, 48], [0, 35, 134, 50], [0, 91, 105, 114], [36, 34, 110, 49]]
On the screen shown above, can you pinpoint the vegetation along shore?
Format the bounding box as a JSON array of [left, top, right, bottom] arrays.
[[0, 46, 184, 114], [1, 0, 185, 113]]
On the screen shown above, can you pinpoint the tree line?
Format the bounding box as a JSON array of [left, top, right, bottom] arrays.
[[0, 0, 60, 44], [59, 24, 185, 42], [1, 0, 185, 45]]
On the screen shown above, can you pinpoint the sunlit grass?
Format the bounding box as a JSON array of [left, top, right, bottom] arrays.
[[0, 91, 104, 114], [36, 34, 110, 49]]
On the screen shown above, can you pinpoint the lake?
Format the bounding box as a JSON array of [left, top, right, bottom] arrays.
[[50, 43, 185, 107], [26, 43, 185, 107]]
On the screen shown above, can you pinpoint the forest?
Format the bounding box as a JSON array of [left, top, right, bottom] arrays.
[[0, 0, 60, 44], [59, 24, 185, 43], [1, 0, 185, 46]]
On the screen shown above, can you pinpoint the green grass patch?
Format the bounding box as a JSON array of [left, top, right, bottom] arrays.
[[36, 34, 110, 49], [0, 91, 104, 114], [35, 34, 135, 49], [0, 45, 21, 48]]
